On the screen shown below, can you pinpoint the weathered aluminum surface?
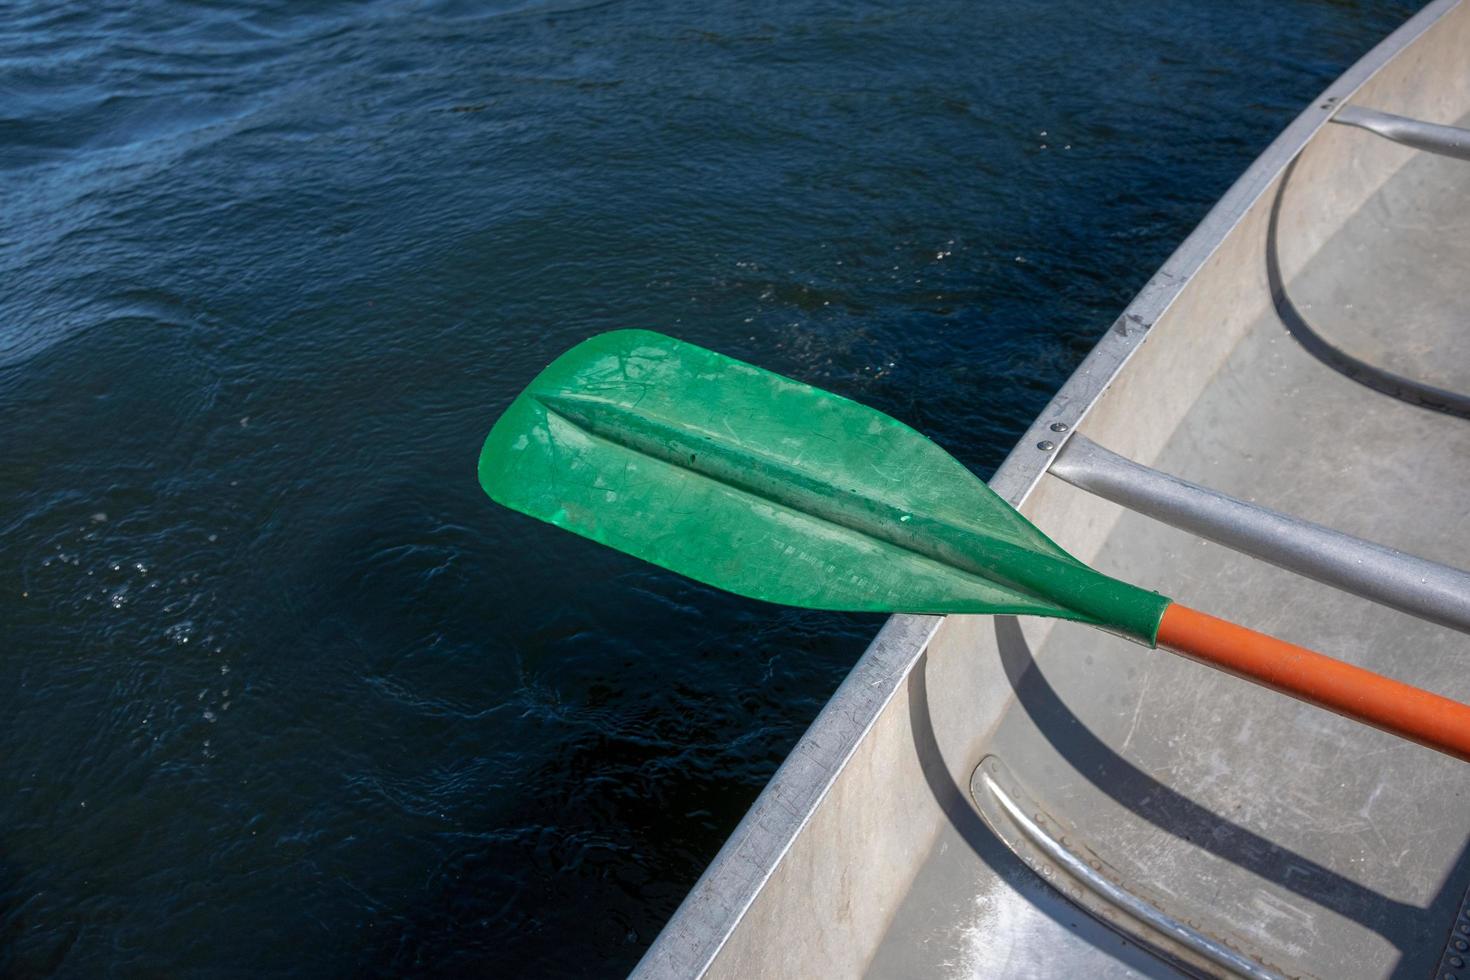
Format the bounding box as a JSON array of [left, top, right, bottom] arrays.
[[1263, 154, 1470, 420], [1050, 433, 1470, 634], [1332, 104, 1470, 160], [635, 2, 1470, 976], [962, 190, 1470, 974]]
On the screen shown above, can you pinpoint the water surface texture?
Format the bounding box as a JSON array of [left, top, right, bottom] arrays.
[[0, 0, 1415, 974]]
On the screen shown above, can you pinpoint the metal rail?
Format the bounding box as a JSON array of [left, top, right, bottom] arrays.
[[1330, 105, 1470, 161], [972, 756, 1283, 980], [1050, 434, 1470, 635]]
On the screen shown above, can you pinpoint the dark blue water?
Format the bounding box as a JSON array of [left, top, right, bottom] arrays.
[[0, 0, 1415, 974]]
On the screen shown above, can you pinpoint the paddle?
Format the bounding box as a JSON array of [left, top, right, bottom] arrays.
[[478, 329, 1470, 762]]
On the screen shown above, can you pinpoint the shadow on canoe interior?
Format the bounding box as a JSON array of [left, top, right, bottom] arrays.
[[904, 615, 1470, 969], [1267, 154, 1470, 421]]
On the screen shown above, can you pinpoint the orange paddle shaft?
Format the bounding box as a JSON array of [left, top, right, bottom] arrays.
[[1157, 604, 1470, 763]]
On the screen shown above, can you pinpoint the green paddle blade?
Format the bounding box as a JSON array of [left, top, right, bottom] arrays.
[[478, 330, 1168, 644]]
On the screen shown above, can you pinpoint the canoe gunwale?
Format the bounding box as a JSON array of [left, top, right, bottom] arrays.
[[631, 1, 1465, 975]]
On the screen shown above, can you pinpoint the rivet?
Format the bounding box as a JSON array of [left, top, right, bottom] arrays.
[[1457, 938, 1469, 951], [1036, 440, 1055, 452], [1460, 922, 1470, 934], [1050, 422, 1069, 432], [1452, 957, 1465, 968]]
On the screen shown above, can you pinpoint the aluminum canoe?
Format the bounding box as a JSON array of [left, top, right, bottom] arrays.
[[636, 1, 1470, 975]]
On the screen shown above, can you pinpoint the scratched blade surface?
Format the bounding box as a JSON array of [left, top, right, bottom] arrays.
[[477, 329, 1092, 618]]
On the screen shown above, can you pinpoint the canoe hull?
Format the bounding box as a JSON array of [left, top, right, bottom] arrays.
[[637, 2, 1470, 975]]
